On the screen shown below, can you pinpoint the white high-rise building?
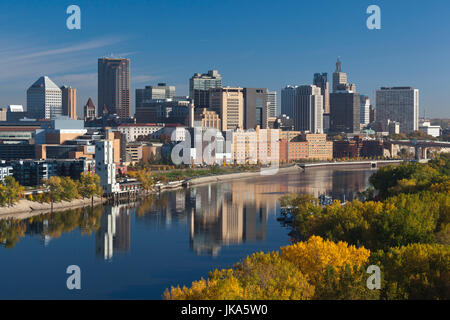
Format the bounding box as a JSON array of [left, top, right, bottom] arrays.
[[266, 91, 277, 117], [294, 85, 323, 133], [27, 76, 62, 119], [360, 95, 370, 125], [376, 87, 419, 134], [95, 140, 119, 194], [281, 85, 297, 118]]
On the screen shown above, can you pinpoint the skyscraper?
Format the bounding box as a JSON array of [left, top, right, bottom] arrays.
[[313, 73, 330, 113], [27, 76, 62, 120], [266, 91, 277, 118], [243, 88, 268, 129], [189, 70, 222, 107], [294, 85, 323, 133], [135, 83, 175, 110], [209, 87, 244, 131], [330, 91, 361, 134], [98, 58, 130, 119], [376, 87, 419, 134], [332, 57, 348, 93], [281, 85, 297, 118], [60, 85, 77, 119], [360, 95, 370, 125]]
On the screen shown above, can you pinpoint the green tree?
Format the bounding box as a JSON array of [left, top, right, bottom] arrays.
[[0, 176, 24, 207], [79, 173, 103, 206]]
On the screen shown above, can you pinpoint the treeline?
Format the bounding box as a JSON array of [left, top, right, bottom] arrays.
[[0, 173, 103, 207], [164, 154, 450, 300]]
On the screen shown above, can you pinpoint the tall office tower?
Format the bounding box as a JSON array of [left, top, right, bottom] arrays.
[[376, 87, 419, 134], [60, 85, 77, 119], [135, 83, 175, 110], [360, 95, 370, 125], [294, 85, 324, 133], [281, 85, 297, 118], [98, 58, 130, 119], [189, 70, 222, 107], [266, 90, 277, 117], [243, 88, 268, 129], [209, 87, 244, 131], [313, 73, 330, 113], [330, 91, 361, 133], [27, 76, 62, 120], [84, 98, 96, 121], [332, 57, 348, 93]]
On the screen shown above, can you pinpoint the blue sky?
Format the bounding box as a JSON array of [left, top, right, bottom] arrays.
[[0, 0, 449, 118]]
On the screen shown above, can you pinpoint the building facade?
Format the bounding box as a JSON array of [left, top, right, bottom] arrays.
[[27, 76, 62, 120], [376, 87, 419, 134], [281, 85, 297, 119], [61, 86, 77, 119], [98, 58, 131, 119], [189, 70, 222, 108], [313, 73, 330, 113], [294, 85, 324, 133], [210, 87, 244, 131]]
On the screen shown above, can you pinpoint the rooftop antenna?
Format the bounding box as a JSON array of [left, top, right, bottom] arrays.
[[336, 56, 342, 72]]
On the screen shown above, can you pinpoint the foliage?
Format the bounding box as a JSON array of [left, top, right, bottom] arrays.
[[0, 176, 24, 207], [372, 243, 450, 300], [78, 173, 103, 199]]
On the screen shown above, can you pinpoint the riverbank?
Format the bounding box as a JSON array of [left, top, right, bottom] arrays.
[[0, 197, 105, 220], [183, 165, 302, 187]]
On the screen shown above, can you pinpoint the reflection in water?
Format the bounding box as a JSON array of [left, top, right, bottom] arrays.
[[95, 205, 131, 260], [1, 167, 374, 258]]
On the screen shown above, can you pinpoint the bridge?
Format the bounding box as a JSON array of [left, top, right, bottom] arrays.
[[386, 140, 450, 160], [296, 160, 404, 170]]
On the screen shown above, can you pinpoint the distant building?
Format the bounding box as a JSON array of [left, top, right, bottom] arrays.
[[84, 98, 96, 121], [118, 123, 164, 142], [135, 98, 191, 125], [313, 73, 330, 113], [330, 91, 361, 134], [193, 108, 222, 131], [293, 85, 323, 133], [98, 58, 130, 119], [27, 76, 62, 119], [189, 70, 222, 108], [360, 95, 370, 125], [61, 86, 77, 119], [388, 120, 401, 135], [332, 57, 348, 93], [273, 114, 295, 131], [266, 91, 278, 118], [419, 120, 441, 137], [376, 87, 419, 134], [281, 85, 297, 118], [280, 133, 332, 162], [0, 165, 13, 182], [243, 88, 268, 129], [210, 87, 244, 131], [136, 83, 175, 110]]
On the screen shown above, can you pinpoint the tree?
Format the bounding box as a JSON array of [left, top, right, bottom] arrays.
[[372, 243, 450, 300], [134, 169, 153, 192], [78, 173, 103, 206], [0, 176, 24, 207], [43, 176, 65, 212]]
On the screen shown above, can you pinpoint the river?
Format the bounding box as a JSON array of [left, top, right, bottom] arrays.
[[0, 166, 376, 299]]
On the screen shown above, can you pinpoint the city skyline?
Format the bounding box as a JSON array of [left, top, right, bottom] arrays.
[[0, 0, 449, 118]]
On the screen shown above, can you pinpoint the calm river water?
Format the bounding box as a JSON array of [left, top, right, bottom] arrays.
[[0, 166, 376, 299]]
